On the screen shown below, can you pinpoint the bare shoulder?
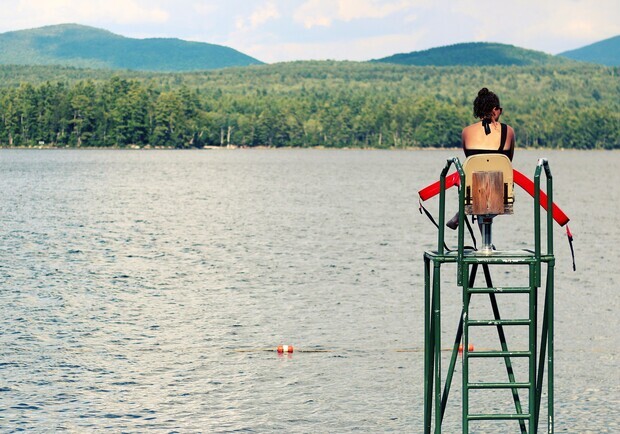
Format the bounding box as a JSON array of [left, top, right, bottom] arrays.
[[505, 124, 516, 140], [463, 123, 478, 133], [504, 124, 516, 149], [462, 123, 478, 137]]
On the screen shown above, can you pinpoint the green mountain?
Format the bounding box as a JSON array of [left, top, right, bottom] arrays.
[[0, 23, 263, 71], [372, 42, 573, 66], [558, 35, 620, 66]]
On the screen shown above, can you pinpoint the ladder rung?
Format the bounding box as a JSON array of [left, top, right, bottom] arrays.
[[467, 350, 531, 358], [467, 286, 531, 294], [468, 413, 531, 421], [467, 319, 531, 326], [468, 382, 531, 389]]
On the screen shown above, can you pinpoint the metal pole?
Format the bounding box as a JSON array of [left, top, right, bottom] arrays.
[[535, 279, 548, 430], [424, 256, 432, 433], [433, 262, 442, 433], [462, 263, 470, 433], [534, 163, 542, 287], [438, 160, 451, 255], [548, 258, 555, 434], [529, 262, 538, 434], [479, 216, 494, 254], [544, 158, 555, 434], [542, 157, 555, 434]]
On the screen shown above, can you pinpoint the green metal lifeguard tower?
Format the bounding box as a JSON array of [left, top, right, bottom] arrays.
[[422, 156, 558, 433]]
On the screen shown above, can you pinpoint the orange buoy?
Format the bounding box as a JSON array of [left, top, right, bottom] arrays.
[[277, 345, 294, 354], [458, 343, 474, 353]]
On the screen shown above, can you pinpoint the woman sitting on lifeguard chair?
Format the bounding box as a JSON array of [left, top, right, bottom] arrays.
[[462, 87, 515, 161], [447, 88, 516, 253]]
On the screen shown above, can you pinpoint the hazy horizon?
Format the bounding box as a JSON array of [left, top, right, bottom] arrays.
[[0, 0, 618, 63]]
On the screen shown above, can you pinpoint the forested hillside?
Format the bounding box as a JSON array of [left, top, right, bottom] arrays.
[[0, 61, 618, 149], [0, 24, 262, 71], [373, 42, 572, 66]]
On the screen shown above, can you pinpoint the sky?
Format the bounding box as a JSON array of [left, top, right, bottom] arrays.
[[0, 0, 618, 63]]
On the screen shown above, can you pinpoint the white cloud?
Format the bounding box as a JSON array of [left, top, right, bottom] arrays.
[[293, 0, 332, 28], [193, 2, 218, 16], [294, 0, 419, 29], [243, 30, 428, 63], [2, 0, 169, 29], [236, 2, 281, 31], [339, 0, 416, 21], [542, 4, 619, 42], [404, 13, 418, 23], [448, 0, 620, 53], [0, 0, 617, 62]]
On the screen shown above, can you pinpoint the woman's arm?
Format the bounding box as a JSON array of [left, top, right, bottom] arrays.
[[508, 125, 515, 160]]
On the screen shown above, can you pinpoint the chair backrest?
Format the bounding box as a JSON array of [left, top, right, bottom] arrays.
[[463, 154, 514, 215]]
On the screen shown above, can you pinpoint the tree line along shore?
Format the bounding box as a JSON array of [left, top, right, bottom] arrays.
[[0, 62, 618, 149]]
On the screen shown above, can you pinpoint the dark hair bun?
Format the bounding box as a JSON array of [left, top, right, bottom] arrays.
[[473, 88, 500, 119]]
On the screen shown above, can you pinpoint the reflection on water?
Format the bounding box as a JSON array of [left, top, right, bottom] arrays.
[[0, 149, 617, 432]]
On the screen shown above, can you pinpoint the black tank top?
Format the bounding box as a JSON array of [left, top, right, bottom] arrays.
[[464, 123, 512, 160]]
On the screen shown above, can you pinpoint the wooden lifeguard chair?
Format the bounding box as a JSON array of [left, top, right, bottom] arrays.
[[463, 154, 514, 253]]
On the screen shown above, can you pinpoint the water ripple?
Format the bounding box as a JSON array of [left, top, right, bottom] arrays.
[[0, 149, 617, 432]]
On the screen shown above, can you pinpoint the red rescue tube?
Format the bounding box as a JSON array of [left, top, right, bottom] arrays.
[[418, 172, 461, 201], [513, 169, 569, 227], [418, 169, 570, 227]]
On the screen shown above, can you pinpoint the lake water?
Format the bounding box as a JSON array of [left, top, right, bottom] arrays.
[[0, 149, 617, 433]]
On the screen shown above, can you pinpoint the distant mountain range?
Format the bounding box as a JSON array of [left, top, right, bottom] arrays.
[[558, 35, 620, 66], [373, 42, 573, 66], [0, 24, 263, 71], [373, 38, 619, 67], [0, 24, 617, 71]]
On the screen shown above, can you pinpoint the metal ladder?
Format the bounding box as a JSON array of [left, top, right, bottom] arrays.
[[462, 258, 537, 432]]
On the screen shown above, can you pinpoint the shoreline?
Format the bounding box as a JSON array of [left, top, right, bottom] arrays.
[[0, 145, 615, 151]]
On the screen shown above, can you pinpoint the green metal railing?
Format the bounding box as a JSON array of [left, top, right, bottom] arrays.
[[423, 157, 556, 433], [436, 157, 466, 283]]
